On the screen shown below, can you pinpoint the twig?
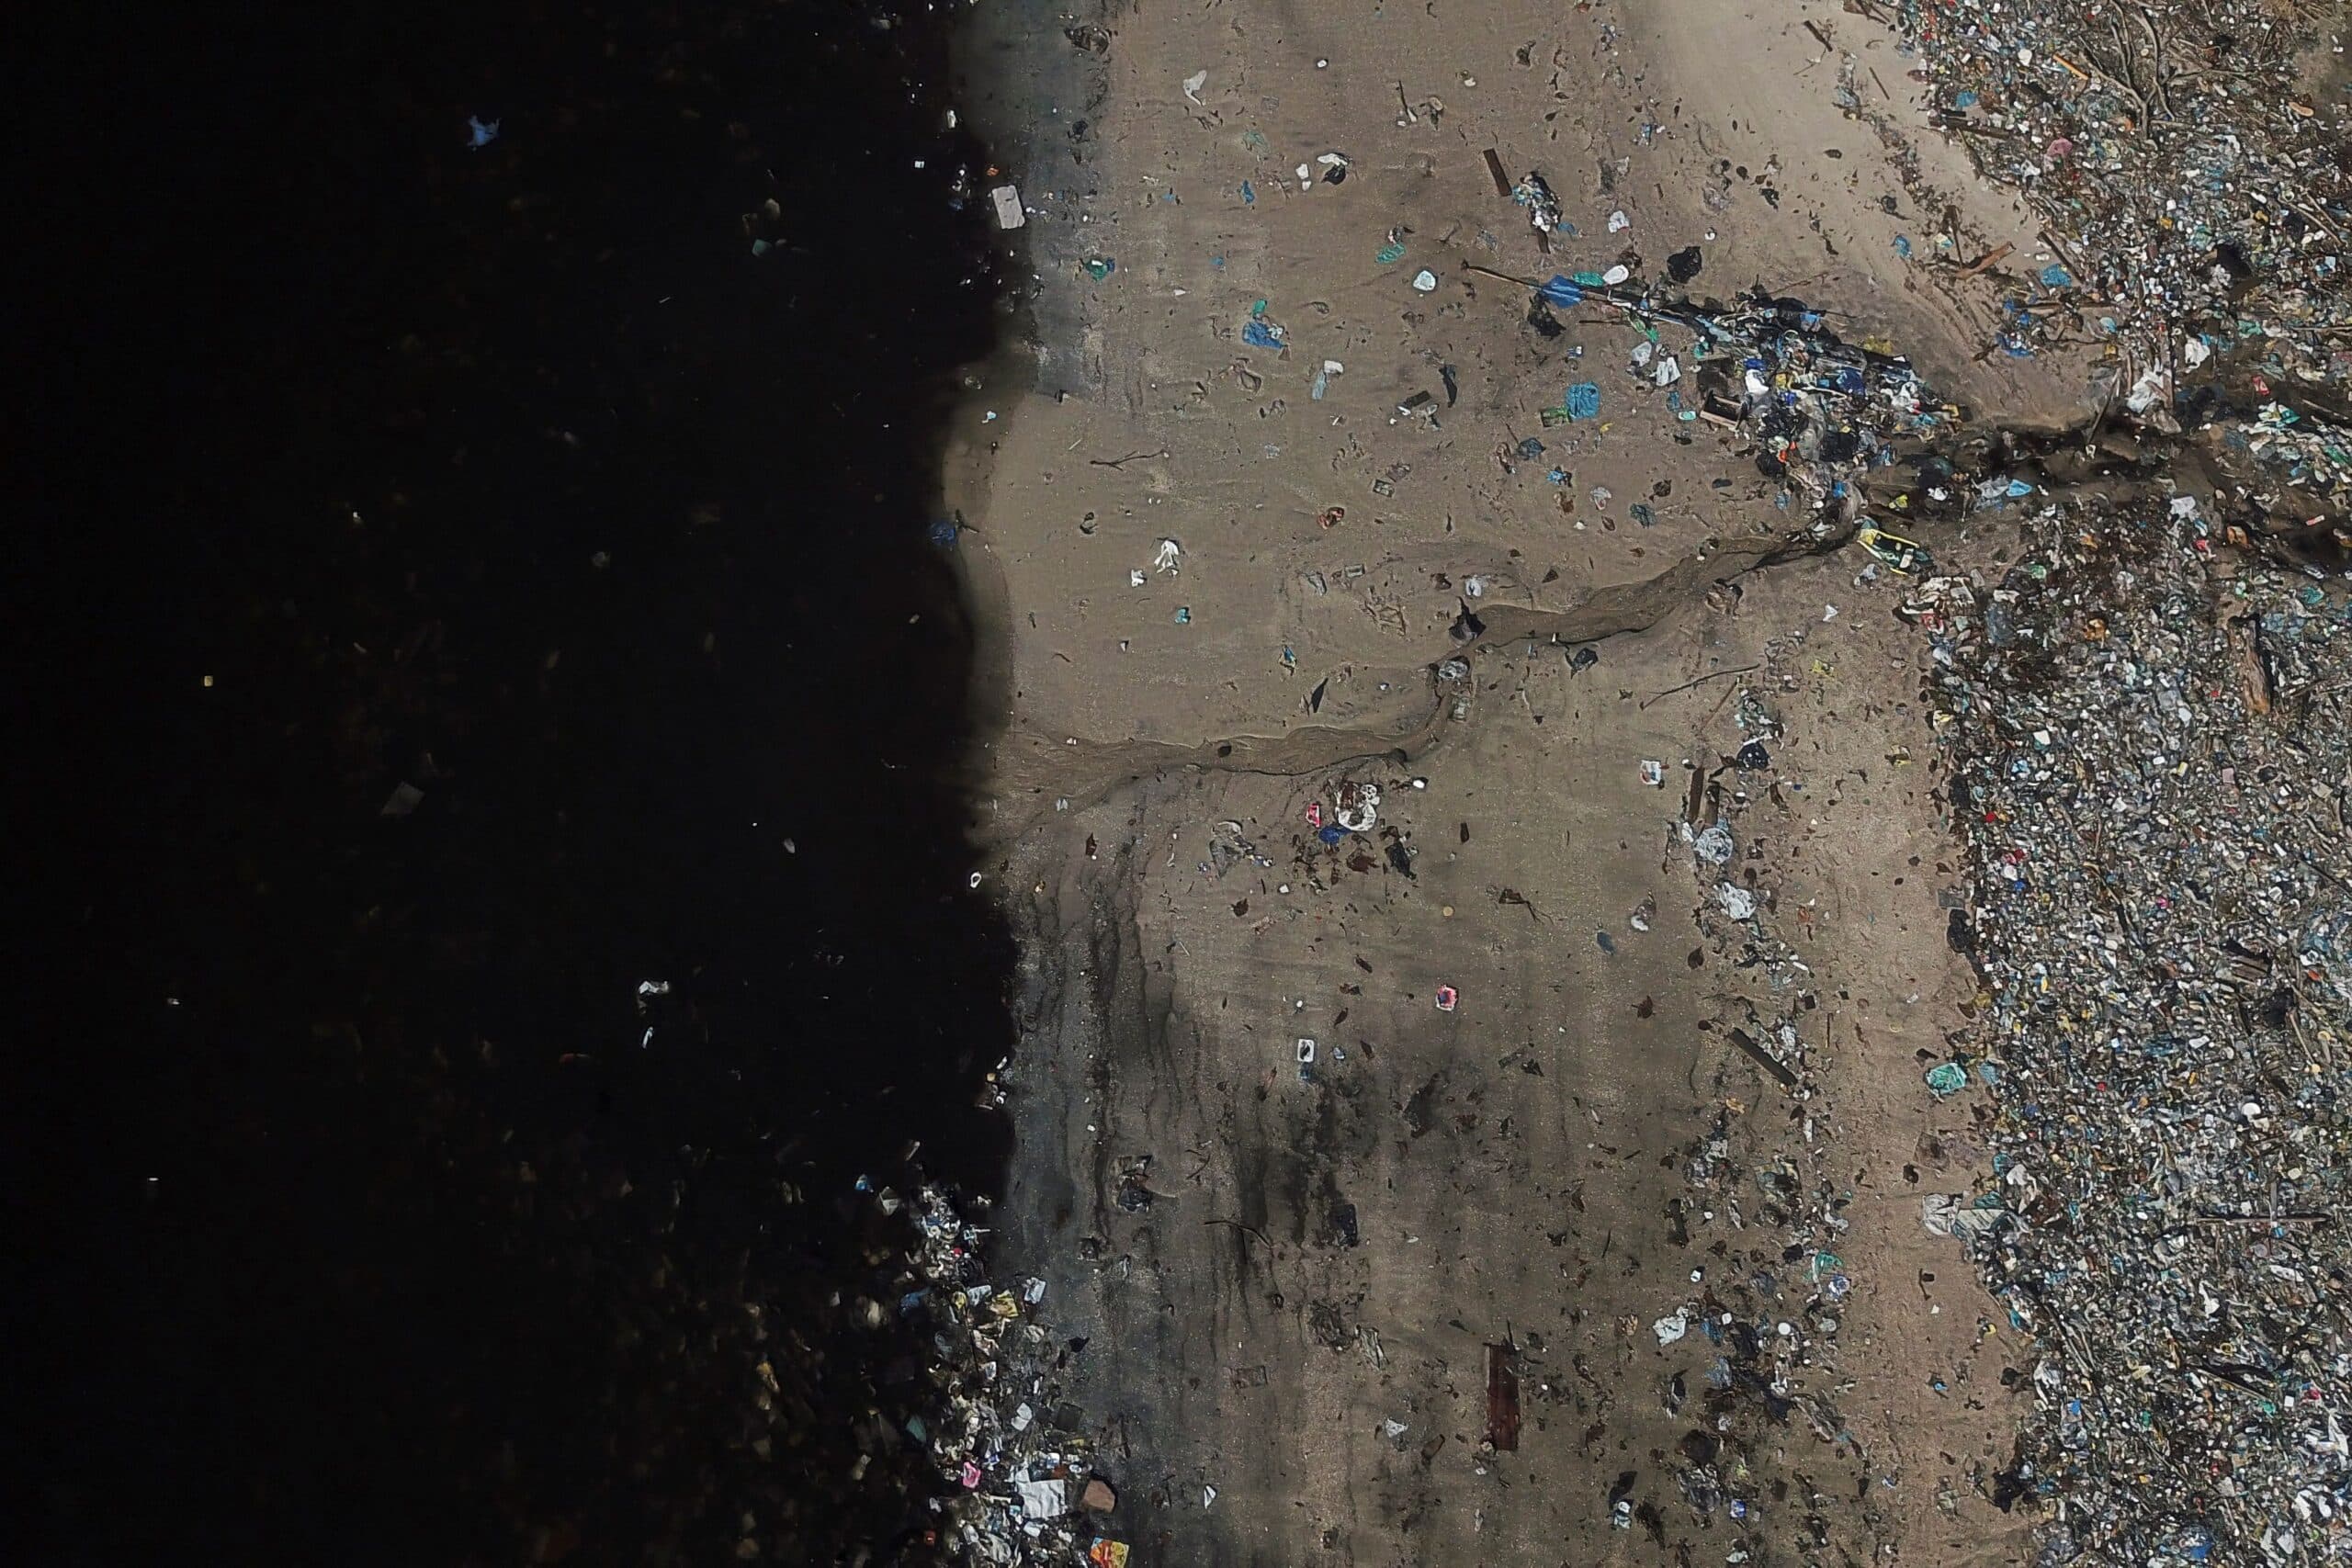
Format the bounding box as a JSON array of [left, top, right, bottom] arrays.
[[1463, 261, 1542, 288], [1089, 448, 1168, 469], [1642, 662, 1761, 709]]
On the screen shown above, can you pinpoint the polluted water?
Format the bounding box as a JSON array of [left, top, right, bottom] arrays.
[[20, 0, 1030, 1562]]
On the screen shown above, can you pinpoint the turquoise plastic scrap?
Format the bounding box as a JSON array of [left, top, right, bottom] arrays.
[[1563, 381, 1600, 420]]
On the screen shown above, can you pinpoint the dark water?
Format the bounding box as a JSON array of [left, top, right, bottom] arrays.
[[20, 1, 1015, 1559]]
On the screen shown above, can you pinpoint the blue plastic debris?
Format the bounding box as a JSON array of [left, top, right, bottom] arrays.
[[1173, 606, 1191, 624], [1563, 381, 1600, 420], [1595, 930, 1616, 953], [2040, 264, 2073, 288], [467, 115, 501, 149], [1954, 89, 1978, 108], [927, 519, 959, 548], [1538, 275, 1584, 309], [1240, 180, 1255, 205], [1317, 825, 1347, 846], [1241, 320, 1286, 349], [1516, 436, 1545, 460], [1894, 234, 1912, 258]]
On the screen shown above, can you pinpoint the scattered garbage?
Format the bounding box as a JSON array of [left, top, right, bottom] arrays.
[[989, 184, 1025, 231], [829, 1183, 1133, 1565], [466, 115, 500, 150]]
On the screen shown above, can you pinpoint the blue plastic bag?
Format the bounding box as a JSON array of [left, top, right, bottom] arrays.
[[1538, 275, 1583, 308]]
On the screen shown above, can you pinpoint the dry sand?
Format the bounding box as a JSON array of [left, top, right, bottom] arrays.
[[944, 0, 2098, 1558]]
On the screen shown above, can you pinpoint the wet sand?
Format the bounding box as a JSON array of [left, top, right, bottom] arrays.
[[944, 0, 2109, 1560]]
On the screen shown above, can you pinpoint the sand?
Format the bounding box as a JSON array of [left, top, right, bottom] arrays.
[[944, 0, 2093, 1558]]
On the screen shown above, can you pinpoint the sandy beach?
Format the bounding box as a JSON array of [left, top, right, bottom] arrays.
[[941, 0, 2173, 1560]]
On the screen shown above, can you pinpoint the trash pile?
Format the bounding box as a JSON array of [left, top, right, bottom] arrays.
[[883, 1184, 1128, 1565], [1907, 0, 2352, 523], [1928, 498, 2352, 1562], [1539, 273, 1959, 525]]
